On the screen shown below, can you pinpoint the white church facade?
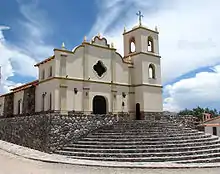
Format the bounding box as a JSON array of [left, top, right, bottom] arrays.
[[0, 21, 163, 119]]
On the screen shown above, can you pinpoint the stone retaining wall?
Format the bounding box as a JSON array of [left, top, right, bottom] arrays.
[[0, 113, 130, 152], [143, 112, 164, 121], [48, 114, 118, 151], [0, 114, 48, 151]]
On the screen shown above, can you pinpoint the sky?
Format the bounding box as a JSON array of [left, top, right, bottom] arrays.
[[1, 0, 220, 112]]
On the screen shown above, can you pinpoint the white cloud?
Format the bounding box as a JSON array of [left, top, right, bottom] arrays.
[[89, 0, 220, 111], [0, 1, 54, 93], [0, 27, 37, 93], [163, 65, 220, 111], [90, 0, 220, 84]]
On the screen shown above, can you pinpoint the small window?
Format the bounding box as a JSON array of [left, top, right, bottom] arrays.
[[49, 66, 52, 77], [17, 100, 21, 114], [42, 69, 45, 80], [149, 64, 156, 79], [213, 127, 217, 135], [49, 93, 52, 110], [42, 93, 45, 111], [147, 36, 154, 52], [129, 37, 136, 53]]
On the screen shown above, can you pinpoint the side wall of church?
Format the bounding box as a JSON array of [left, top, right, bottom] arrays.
[[3, 93, 14, 117], [23, 86, 36, 114], [38, 59, 55, 81], [35, 79, 59, 112], [13, 90, 24, 115], [0, 96, 4, 116]]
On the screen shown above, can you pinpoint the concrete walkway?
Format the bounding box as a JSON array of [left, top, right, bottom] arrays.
[[0, 140, 220, 173], [1, 149, 220, 174]]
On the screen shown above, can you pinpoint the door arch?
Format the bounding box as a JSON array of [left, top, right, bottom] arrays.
[[136, 103, 141, 120], [93, 95, 107, 114]]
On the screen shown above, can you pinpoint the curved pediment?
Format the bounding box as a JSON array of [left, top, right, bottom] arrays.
[[91, 35, 110, 48]]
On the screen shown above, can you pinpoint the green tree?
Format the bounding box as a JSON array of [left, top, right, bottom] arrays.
[[178, 106, 220, 121]]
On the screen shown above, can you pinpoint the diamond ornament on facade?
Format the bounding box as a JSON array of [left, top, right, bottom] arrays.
[[93, 60, 107, 77]]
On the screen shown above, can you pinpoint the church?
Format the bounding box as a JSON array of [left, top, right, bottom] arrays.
[[0, 18, 163, 119]]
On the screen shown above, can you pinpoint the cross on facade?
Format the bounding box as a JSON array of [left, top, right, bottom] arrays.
[[136, 11, 144, 26]]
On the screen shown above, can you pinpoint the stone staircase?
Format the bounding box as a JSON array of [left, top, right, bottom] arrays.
[[54, 120, 220, 163]]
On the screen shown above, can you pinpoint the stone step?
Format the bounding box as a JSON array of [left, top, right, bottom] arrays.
[[176, 156, 220, 163], [66, 140, 220, 149], [53, 119, 220, 164], [75, 136, 219, 145], [66, 153, 220, 162], [104, 121, 185, 125], [56, 151, 220, 162], [88, 132, 204, 138], [61, 144, 220, 153], [95, 130, 196, 134], [96, 127, 193, 133], [115, 120, 177, 124], [111, 124, 180, 127], [82, 134, 211, 142], [103, 125, 186, 129], [94, 129, 198, 134]]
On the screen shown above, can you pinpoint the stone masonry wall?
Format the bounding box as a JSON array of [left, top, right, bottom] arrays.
[[48, 114, 118, 151], [22, 86, 35, 114], [3, 93, 14, 117], [0, 114, 49, 151], [0, 113, 123, 152], [143, 112, 164, 121]]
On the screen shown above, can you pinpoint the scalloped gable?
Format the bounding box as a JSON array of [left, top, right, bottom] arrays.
[[91, 36, 110, 48]]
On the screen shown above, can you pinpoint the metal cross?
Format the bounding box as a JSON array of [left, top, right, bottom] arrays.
[[136, 10, 144, 26]]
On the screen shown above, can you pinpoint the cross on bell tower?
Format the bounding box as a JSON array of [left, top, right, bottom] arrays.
[[136, 10, 144, 26]]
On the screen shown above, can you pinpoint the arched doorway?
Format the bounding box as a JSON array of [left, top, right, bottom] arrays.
[[136, 103, 141, 120], [93, 95, 107, 114]]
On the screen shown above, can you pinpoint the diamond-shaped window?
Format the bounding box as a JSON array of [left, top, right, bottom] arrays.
[[93, 60, 107, 77]]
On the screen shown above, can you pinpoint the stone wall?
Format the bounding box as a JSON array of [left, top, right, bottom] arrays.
[[22, 86, 36, 114], [143, 112, 164, 121], [48, 114, 118, 151], [0, 113, 120, 152], [3, 93, 14, 117], [0, 114, 48, 151], [168, 115, 201, 129]]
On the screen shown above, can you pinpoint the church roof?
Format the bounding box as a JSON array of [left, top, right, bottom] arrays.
[[203, 115, 220, 123], [202, 123, 220, 127], [0, 80, 39, 97], [34, 55, 55, 67], [11, 80, 39, 92]]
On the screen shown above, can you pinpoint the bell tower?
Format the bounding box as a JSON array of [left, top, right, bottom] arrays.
[[124, 11, 163, 119], [123, 11, 159, 58]]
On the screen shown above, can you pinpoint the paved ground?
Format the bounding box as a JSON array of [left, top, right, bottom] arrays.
[[0, 149, 220, 174]]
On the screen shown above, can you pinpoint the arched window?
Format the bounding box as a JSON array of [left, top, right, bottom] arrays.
[[147, 36, 154, 52], [149, 64, 156, 79], [49, 93, 52, 110], [129, 37, 136, 53]]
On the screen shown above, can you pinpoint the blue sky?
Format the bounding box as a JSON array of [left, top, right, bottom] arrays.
[[1, 0, 220, 112]]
